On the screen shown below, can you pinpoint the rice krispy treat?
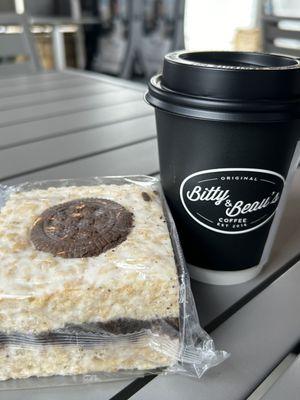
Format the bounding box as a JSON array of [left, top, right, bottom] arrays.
[[0, 182, 180, 380]]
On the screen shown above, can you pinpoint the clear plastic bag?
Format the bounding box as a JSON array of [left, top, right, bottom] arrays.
[[0, 176, 227, 386]]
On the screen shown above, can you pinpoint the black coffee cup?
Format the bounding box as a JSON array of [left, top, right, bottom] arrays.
[[146, 51, 300, 284]]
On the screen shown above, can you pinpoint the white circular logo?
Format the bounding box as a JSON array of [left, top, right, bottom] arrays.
[[180, 168, 285, 235]]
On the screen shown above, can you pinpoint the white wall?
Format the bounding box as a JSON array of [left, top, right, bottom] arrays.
[[272, 0, 300, 17], [184, 0, 259, 51]]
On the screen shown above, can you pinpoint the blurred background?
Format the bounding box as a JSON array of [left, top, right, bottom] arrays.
[[0, 0, 300, 80]]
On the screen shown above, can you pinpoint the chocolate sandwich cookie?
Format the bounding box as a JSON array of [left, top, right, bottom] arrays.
[[31, 198, 133, 258]]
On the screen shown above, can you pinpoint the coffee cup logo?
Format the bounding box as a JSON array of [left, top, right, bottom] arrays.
[[180, 168, 285, 234]]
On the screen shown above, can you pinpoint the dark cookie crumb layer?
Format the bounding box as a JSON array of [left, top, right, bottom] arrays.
[[0, 318, 179, 347]]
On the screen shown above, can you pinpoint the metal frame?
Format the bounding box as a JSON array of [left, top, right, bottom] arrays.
[[262, 1, 300, 57], [0, 12, 41, 73], [26, 0, 89, 70]]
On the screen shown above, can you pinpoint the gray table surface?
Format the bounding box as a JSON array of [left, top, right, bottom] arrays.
[[0, 70, 299, 400], [261, 355, 300, 400]]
